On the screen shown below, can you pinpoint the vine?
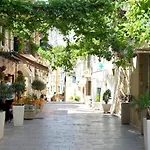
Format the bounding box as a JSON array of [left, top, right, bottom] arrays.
[[0, 0, 149, 70]]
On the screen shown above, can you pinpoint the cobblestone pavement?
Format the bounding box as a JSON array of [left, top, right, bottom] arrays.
[[0, 102, 144, 150]]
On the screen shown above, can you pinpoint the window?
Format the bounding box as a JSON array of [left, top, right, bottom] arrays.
[[8, 31, 11, 50], [72, 76, 76, 83], [53, 85, 55, 92], [58, 86, 60, 92], [14, 37, 19, 52], [2, 27, 5, 46], [86, 81, 91, 95]]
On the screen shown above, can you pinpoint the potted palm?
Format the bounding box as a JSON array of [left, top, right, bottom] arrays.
[[0, 84, 13, 139], [102, 89, 111, 113], [131, 90, 150, 150], [120, 94, 132, 124]]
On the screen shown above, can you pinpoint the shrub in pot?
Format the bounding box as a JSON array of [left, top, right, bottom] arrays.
[[12, 82, 26, 126], [32, 79, 46, 97], [11, 72, 26, 126], [32, 79, 46, 110], [12, 82, 26, 100], [102, 89, 111, 113], [32, 79, 46, 92], [131, 91, 150, 150], [12, 71, 26, 101]]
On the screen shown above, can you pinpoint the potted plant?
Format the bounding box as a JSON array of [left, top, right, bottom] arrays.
[[131, 90, 150, 150], [24, 95, 36, 120], [120, 94, 132, 124], [32, 79, 46, 95], [32, 79, 46, 111], [12, 71, 26, 126], [32, 79, 46, 91], [12, 82, 25, 126], [0, 84, 13, 139], [102, 89, 111, 113]]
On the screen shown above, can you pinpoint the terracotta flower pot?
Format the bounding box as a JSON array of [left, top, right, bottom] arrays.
[[102, 104, 111, 113]]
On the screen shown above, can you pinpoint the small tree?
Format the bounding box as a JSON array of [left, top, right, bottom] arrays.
[[12, 71, 26, 99], [31, 79, 46, 98], [12, 82, 25, 99]]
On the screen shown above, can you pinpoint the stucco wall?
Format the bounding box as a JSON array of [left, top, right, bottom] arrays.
[[130, 55, 141, 129]]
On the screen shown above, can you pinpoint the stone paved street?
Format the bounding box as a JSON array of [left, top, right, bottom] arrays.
[[0, 102, 144, 150]]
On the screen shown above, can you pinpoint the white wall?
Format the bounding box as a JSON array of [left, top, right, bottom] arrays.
[[91, 56, 117, 105]]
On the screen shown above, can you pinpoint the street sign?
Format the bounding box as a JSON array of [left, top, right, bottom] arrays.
[[99, 63, 104, 70]]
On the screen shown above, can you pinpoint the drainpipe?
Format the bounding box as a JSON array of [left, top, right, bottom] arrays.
[[148, 55, 150, 90]]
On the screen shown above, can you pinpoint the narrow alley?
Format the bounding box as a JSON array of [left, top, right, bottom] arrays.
[[0, 102, 144, 150]]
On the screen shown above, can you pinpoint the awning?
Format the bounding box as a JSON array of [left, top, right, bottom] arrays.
[[13, 52, 49, 72], [0, 51, 20, 62], [18, 64, 34, 77], [136, 48, 150, 53], [0, 51, 49, 72]]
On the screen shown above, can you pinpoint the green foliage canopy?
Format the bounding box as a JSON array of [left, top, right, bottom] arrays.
[[0, 0, 149, 70], [32, 79, 46, 91]]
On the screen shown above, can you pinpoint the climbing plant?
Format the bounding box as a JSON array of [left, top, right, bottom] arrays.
[[0, 0, 149, 70]]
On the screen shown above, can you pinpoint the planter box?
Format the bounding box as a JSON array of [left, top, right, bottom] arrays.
[[0, 111, 5, 140], [13, 105, 24, 126], [102, 104, 111, 113], [121, 103, 130, 124], [141, 110, 147, 135], [24, 105, 36, 120], [143, 118, 150, 150]]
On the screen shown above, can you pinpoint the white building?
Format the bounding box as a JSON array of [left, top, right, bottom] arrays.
[[91, 56, 117, 109], [73, 55, 118, 109]]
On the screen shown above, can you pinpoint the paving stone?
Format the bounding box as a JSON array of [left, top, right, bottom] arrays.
[[0, 146, 20, 150], [1, 102, 144, 150]]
